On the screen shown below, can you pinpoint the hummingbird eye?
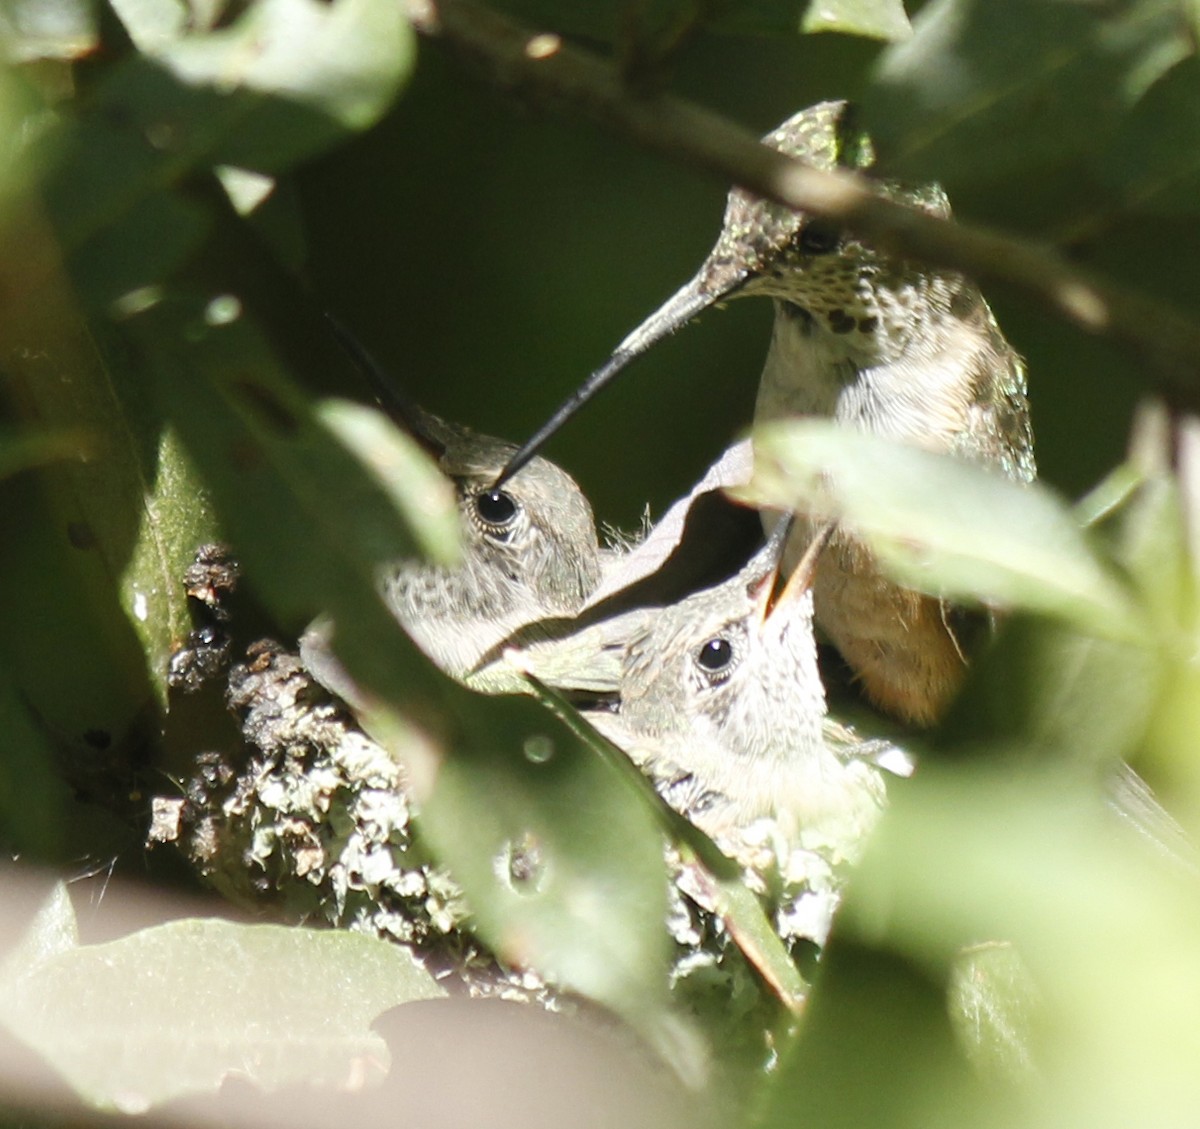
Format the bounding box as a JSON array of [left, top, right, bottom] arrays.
[[694, 636, 737, 681], [473, 488, 520, 534], [797, 220, 841, 255]]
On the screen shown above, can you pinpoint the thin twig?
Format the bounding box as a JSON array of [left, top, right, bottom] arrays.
[[407, 0, 1200, 404]]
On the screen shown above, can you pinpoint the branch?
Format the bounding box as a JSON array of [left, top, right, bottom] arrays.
[[407, 0, 1200, 404]]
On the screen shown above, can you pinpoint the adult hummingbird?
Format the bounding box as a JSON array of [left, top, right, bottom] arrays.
[[318, 319, 605, 684], [496, 101, 1035, 726]]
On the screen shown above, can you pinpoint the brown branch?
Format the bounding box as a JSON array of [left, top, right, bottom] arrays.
[[407, 0, 1200, 403]]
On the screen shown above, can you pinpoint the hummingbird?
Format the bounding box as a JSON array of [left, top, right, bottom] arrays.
[[527, 524, 905, 856], [495, 101, 1035, 726], [319, 318, 605, 684]]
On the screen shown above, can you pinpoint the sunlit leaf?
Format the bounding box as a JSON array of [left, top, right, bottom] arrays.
[[154, 0, 414, 165], [34, 0, 413, 306], [745, 421, 1145, 641], [0, 884, 443, 1112], [0, 0, 97, 62], [798, 0, 910, 39]]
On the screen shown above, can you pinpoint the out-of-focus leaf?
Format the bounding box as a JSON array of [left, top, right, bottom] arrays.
[[936, 613, 1160, 771], [123, 291, 675, 1045], [948, 941, 1038, 1084], [0, 426, 85, 479], [755, 940, 983, 1129], [798, 0, 909, 39], [745, 421, 1145, 641], [151, 0, 414, 169], [1073, 460, 1145, 527], [34, 0, 412, 306], [841, 760, 1200, 1129], [1098, 56, 1200, 217], [0, 0, 97, 62], [863, 0, 1191, 227], [109, 0, 190, 52], [0, 883, 444, 1113], [492, 0, 909, 40], [1104, 472, 1192, 639]]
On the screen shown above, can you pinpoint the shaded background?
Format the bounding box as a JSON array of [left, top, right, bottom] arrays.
[[294, 26, 1140, 534]]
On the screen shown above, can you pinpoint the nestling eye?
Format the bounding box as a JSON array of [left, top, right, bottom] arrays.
[[798, 220, 841, 255], [473, 488, 520, 533], [695, 636, 736, 679]]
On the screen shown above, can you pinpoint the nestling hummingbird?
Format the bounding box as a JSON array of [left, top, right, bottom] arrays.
[[322, 319, 605, 683], [558, 526, 902, 854], [497, 101, 1035, 726]]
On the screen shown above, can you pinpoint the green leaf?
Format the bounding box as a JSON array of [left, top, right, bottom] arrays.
[[0, 426, 87, 480], [151, 0, 414, 167], [948, 941, 1039, 1084], [839, 759, 1200, 1129], [863, 0, 1191, 227], [0, 207, 223, 703], [799, 0, 910, 40], [936, 613, 1161, 771], [489, 0, 909, 41], [33, 0, 413, 306], [0, 883, 444, 1113], [755, 940, 983, 1129], [745, 421, 1146, 641], [0, 0, 98, 62]]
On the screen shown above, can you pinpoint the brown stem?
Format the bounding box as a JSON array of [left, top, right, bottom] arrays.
[[408, 0, 1200, 403]]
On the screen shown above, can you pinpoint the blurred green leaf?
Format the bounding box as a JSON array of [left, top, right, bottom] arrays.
[[151, 0, 414, 166], [755, 939, 983, 1129], [842, 759, 1200, 1129], [948, 940, 1038, 1084], [798, 0, 909, 39], [0, 0, 97, 62], [0, 883, 444, 1112], [412, 694, 676, 1026], [0, 426, 86, 479], [936, 614, 1160, 771], [863, 0, 1191, 228], [491, 0, 909, 40], [35, 0, 412, 306], [746, 421, 1146, 642]]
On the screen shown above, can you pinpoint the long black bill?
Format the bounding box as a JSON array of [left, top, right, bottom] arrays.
[[493, 268, 748, 488]]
